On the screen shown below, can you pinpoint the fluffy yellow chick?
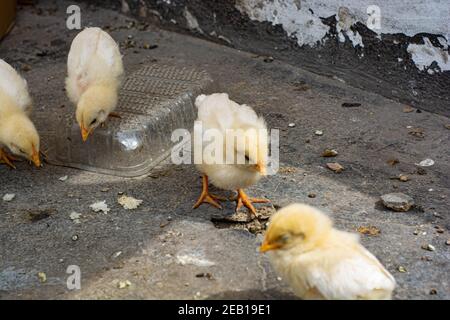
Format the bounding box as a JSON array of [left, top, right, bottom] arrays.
[[66, 27, 124, 141], [261, 203, 396, 300], [0, 59, 40, 168], [193, 93, 269, 215]]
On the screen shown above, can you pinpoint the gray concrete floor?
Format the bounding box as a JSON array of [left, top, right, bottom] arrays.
[[0, 1, 449, 300]]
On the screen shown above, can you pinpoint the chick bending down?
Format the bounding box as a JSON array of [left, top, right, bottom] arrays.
[[66, 27, 124, 141], [261, 203, 396, 300], [193, 93, 269, 216], [0, 59, 40, 168]]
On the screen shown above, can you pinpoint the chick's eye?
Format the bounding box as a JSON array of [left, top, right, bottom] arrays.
[[19, 149, 25, 154], [90, 118, 97, 126], [279, 234, 290, 243]]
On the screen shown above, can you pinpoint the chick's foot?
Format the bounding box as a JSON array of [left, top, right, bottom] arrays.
[[0, 148, 19, 169], [193, 175, 225, 209], [235, 189, 270, 217]]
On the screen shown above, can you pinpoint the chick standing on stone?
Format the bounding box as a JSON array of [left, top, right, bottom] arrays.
[[66, 27, 124, 141], [260, 203, 396, 300], [193, 93, 269, 215], [0, 59, 40, 168]]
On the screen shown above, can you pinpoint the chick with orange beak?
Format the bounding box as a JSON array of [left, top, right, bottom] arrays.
[[261, 203, 396, 300], [193, 93, 270, 216], [66, 27, 124, 141], [0, 59, 40, 168]]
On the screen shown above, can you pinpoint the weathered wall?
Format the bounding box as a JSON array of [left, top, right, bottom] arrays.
[[86, 0, 450, 116], [236, 0, 450, 72]]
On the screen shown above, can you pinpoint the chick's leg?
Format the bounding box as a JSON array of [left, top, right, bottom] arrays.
[[235, 189, 270, 216], [193, 175, 225, 209], [0, 148, 19, 169]]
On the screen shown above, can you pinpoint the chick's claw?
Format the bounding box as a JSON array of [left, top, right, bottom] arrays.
[[193, 193, 223, 209], [0, 148, 18, 169], [193, 175, 224, 210], [235, 189, 270, 217]]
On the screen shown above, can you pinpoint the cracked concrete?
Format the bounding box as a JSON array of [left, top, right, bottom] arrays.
[[0, 1, 449, 299]]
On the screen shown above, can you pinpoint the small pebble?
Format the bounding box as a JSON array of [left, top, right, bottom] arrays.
[[308, 193, 316, 198], [429, 289, 437, 295], [417, 159, 434, 167], [326, 162, 344, 173], [3, 194, 15, 202], [112, 251, 122, 259], [398, 266, 407, 273], [117, 280, 131, 289], [381, 193, 414, 212], [322, 149, 338, 157], [37, 272, 47, 283], [445, 240, 450, 246], [69, 213, 81, 224], [421, 244, 435, 252], [315, 130, 323, 136], [71, 235, 79, 241], [288, 123, 296, 128]]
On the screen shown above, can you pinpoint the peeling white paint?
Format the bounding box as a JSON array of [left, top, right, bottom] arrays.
[[183, 8, 204, 34], [407, 37, 450, 72], [236, 0, 329, 47], [337, 7, 364, 48], [287, 0, 448, 38], [236, 0, 449, 71]]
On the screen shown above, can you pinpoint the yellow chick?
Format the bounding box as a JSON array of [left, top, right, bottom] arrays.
[[193, 93, 269, 215], [0, 59, 40, 168], [260, 203, 396, 300], [66, 27, 124, 141]]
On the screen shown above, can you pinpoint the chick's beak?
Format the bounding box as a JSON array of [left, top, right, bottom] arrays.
[[259, 241, 282, 253], [81, 125, 90, 142], [31, 146, 41, 167]]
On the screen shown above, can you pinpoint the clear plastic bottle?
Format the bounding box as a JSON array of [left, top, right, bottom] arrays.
[[45, 63, 216, 177]]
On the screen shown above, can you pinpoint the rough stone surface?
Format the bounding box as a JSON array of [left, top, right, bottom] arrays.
[[0, 1, 449, 300], [381, 193, 415, 212]]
